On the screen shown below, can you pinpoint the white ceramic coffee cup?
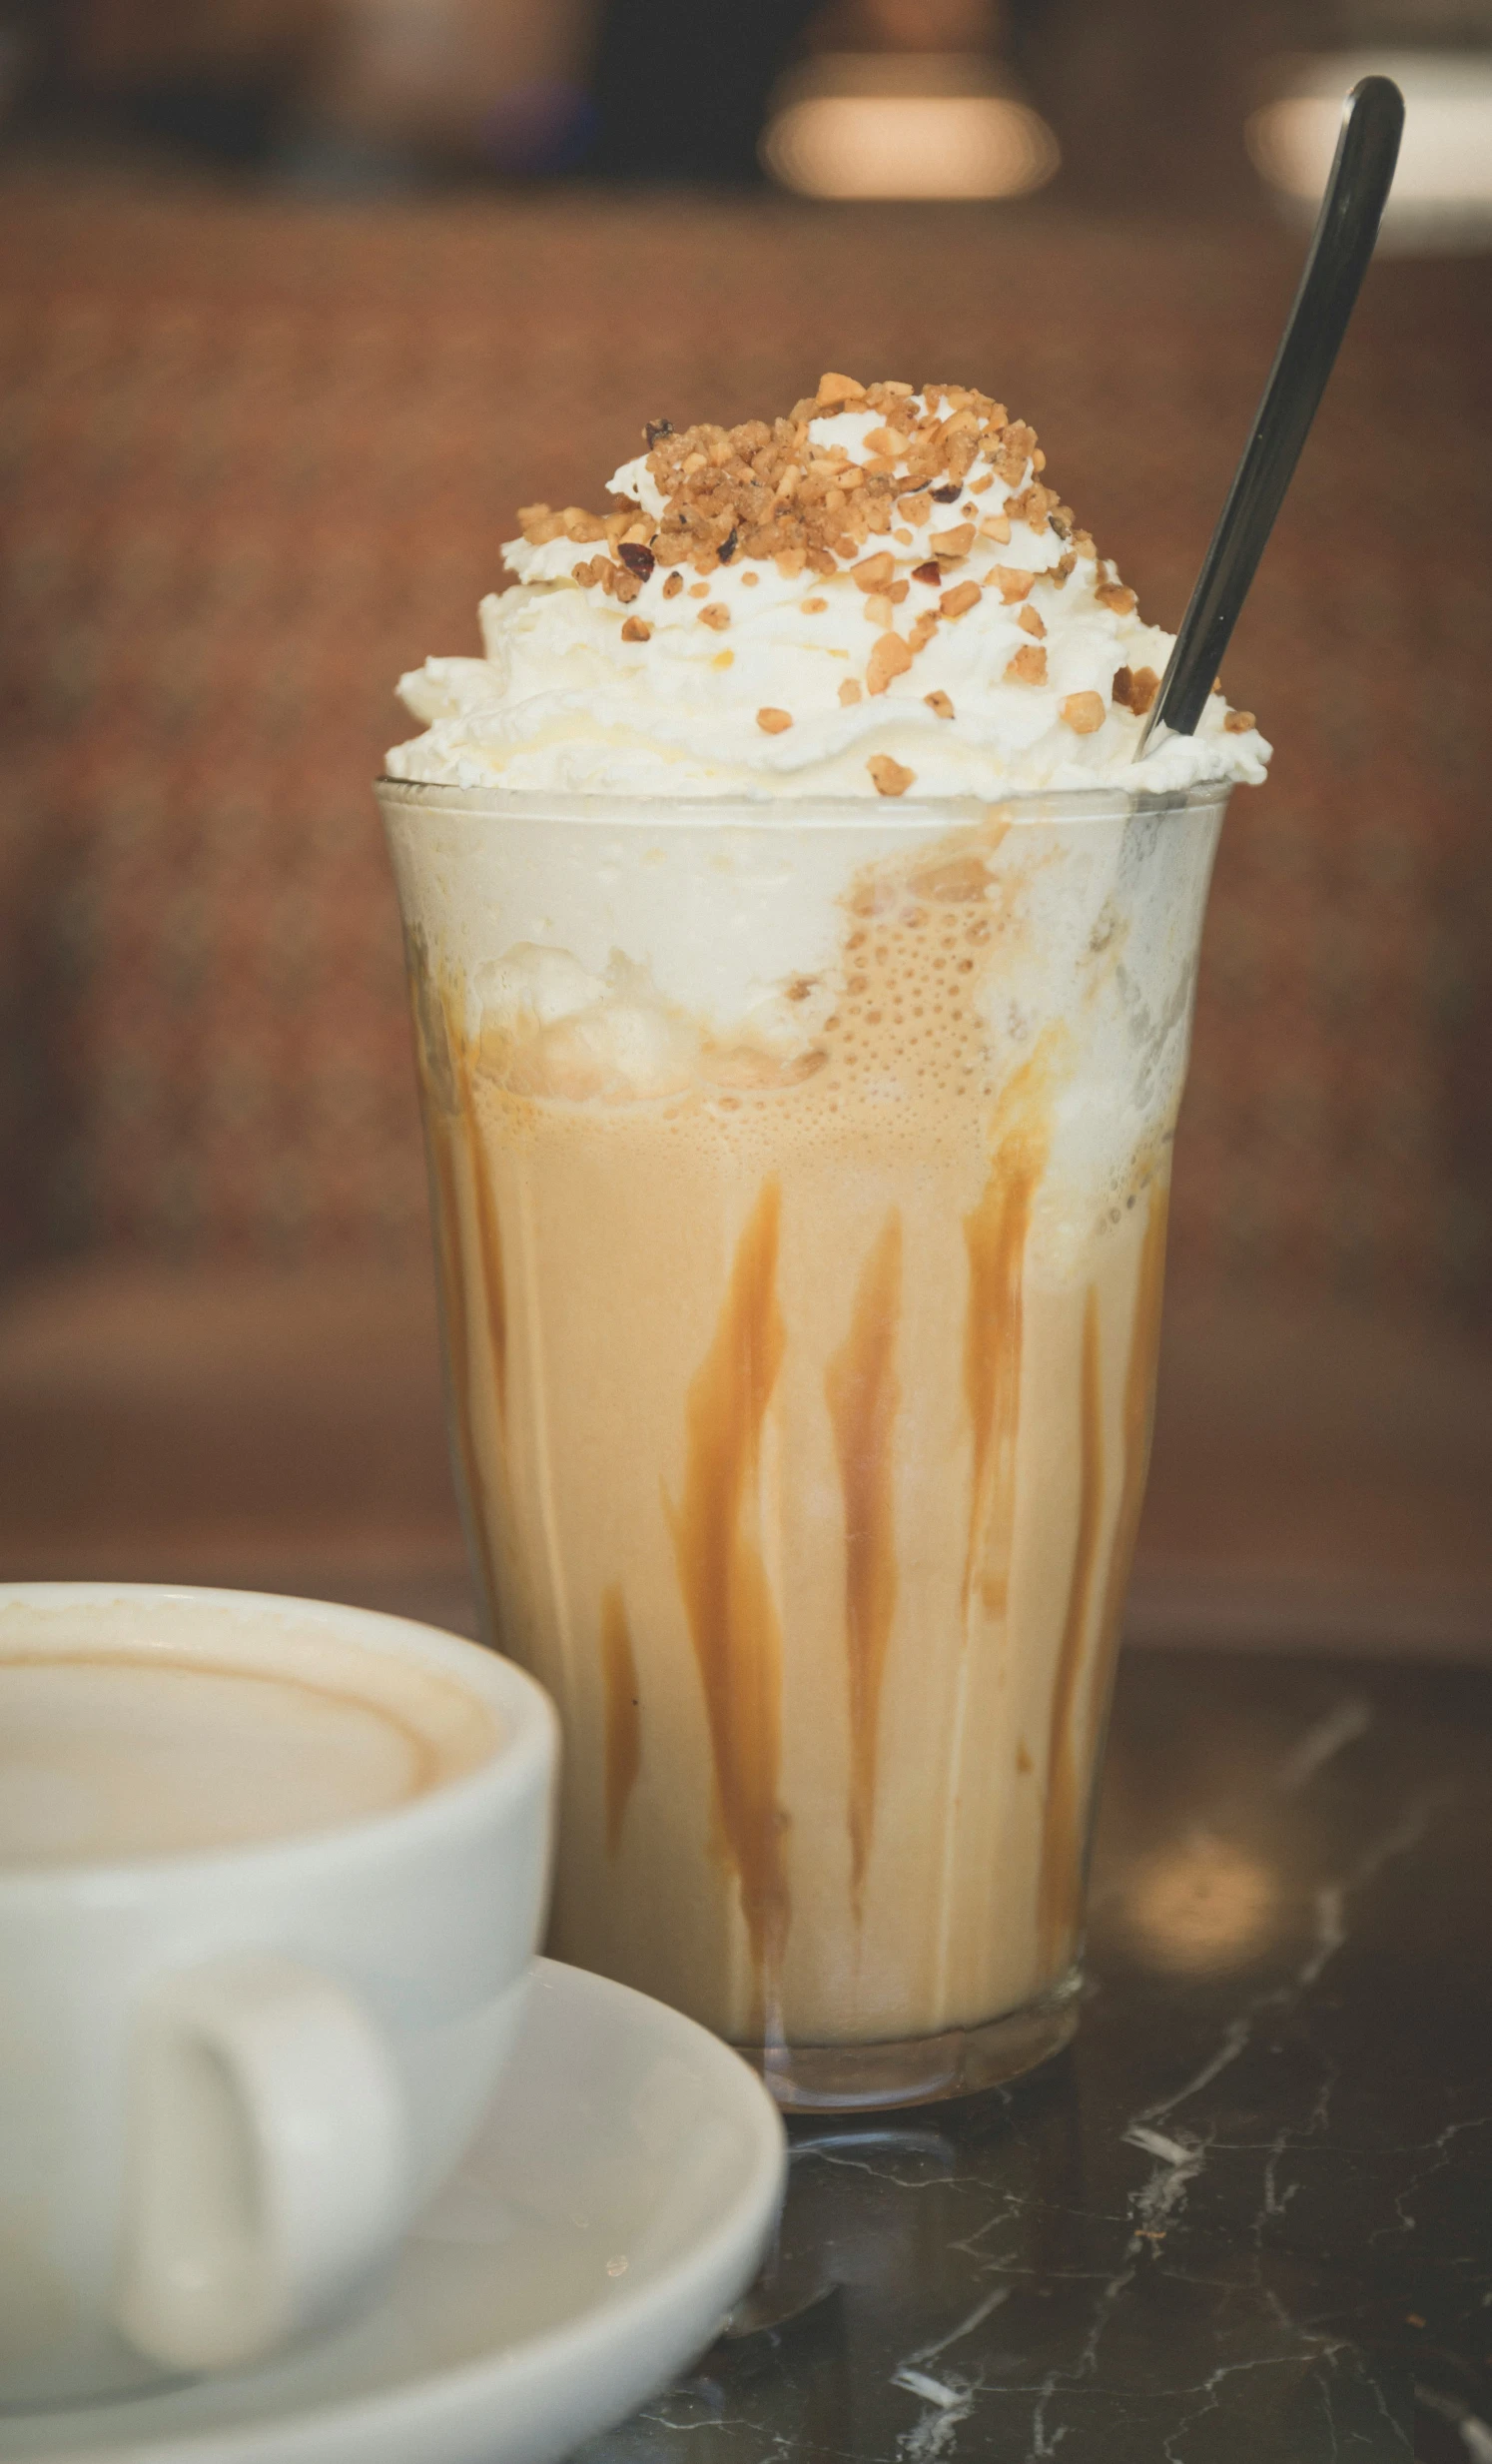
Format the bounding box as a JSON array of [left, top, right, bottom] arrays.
[[0, 1583, 557, 2411]]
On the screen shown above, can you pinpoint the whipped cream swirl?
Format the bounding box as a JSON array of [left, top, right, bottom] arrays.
[[388, 381, 1269, 802]]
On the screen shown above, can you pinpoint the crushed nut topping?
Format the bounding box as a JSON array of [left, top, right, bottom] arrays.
[[757, 707, 793, 733], [1095, 576, 1136, 616], [1112, 664, 1159, 716], [515, 377, 1040, 592], [925, 691, 955, 719], [867, 632, 914, 695], [503, 377, 1265, 747], [868, 753, 916, 796], [1005, 644, 1048, 686], [1223, 709, 1256, 733]]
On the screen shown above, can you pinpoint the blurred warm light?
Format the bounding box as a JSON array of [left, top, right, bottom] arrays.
[[1122, 1832, 1277, 1977], [1248, 52, 1492, 251], [762, 55, 1059, 201], [765, 93, 1059, 199]]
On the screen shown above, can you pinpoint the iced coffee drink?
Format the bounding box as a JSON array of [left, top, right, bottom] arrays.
[[379, 376, 1268, 2106]]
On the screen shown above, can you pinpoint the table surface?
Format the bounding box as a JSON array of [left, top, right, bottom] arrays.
[[578, 1648, 1492, 2464]]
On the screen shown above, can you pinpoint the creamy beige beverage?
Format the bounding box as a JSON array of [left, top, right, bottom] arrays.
[[0, 1613, 500, 1866], [381, 374, 1267, 2103]]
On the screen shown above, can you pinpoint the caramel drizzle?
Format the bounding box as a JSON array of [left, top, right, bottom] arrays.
[[666, 1179, 791, 1999], [451, 1025, 508, 1445], [825, 1209, 903, 1914], [1081, 1185, 1169, 1783], [424, 1111, 500, 1616], [1035, 1184, 1169, 1973], [598, 1581, 642, 1856], [1038, 1285, 1106, 1973], [962, 1050, 1053, 1623], [416, 989, 511, 1625]]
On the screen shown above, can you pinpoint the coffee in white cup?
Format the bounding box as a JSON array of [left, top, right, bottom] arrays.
[[0, 1584, 556, 2411], [0, 1641, 495, 1867]]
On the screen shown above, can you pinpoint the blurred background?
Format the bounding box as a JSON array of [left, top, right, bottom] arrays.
[[0, 0, 1488, 1653]]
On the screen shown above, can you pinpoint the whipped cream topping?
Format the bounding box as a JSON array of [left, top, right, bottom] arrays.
[[387, 379, 1270, 802]]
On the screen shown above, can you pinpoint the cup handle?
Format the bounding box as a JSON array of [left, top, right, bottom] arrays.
[[114, 1956, 409, 2373]]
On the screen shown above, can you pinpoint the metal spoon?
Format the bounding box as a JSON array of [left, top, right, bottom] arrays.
[[1136, 73, 1404, 757]]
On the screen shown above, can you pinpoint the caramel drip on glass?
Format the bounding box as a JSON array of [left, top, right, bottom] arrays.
[[424, 1110, 500, 1614], [452, 1041, 508, 1442], [666, 1179, 791, 1998], [415, 988, 511, 1628], [825, 1209, 903, 1914], [426, 1116, 471, 1443], [1081, 1183, 1169, 1772], [598, 1581, 641, 1856], [962, 1051, 1053, 1622], [1038, 1284, 1106, 1973]]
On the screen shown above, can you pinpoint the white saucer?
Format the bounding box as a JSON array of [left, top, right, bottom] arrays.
[[3, 1961, 786, 2464]]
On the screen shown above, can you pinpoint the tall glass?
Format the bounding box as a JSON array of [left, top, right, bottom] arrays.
[[378, 779, 1227, 2109]]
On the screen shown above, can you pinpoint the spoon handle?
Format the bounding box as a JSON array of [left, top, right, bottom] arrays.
[[1136, 74, 1404, 755]]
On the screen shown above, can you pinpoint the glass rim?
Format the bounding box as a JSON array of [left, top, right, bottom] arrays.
[[373, 776, 1236, 833]]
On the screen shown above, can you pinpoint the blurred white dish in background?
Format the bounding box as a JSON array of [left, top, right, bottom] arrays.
[[1249, 52, 1492, 252], [0, 1960, 786, 2464], [761, 52, 1059, 200]]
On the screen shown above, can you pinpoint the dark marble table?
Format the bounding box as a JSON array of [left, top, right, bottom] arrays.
[[580, 1648, 1492, 2464]]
